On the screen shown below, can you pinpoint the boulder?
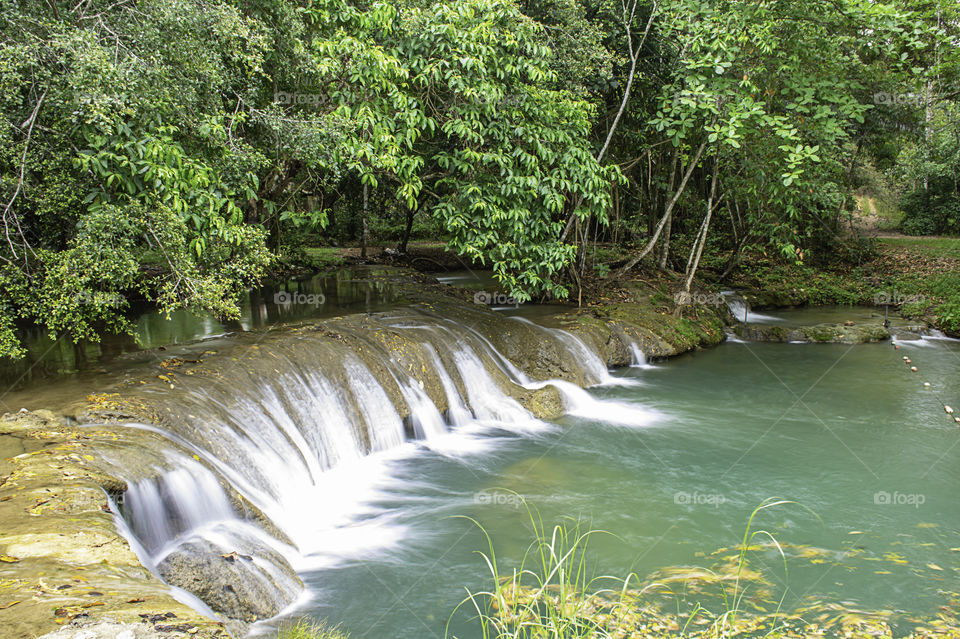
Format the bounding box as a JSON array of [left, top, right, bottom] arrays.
[[158, 540, 302, 623]]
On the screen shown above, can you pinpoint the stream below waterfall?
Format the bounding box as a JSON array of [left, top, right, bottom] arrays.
[[3, 269, 959, 638], [254, 333, 960, 638]]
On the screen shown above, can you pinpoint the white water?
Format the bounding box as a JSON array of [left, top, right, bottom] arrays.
[[111, 313, 661, 621], [539, 380, 660, 427], [721, 291, 785, 323], [894, 329, 960, 347]]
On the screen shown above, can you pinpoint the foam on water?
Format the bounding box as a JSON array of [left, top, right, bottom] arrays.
[[721, 291, 785, 323], [108, 312, 662, 620]]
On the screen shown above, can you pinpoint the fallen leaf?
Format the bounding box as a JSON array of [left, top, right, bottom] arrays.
[[0, 601, 20, 609], [0, 555, 19, 563]]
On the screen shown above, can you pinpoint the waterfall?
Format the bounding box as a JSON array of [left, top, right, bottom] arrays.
[[98, 305, 659, 623], [628, 342, 656, 368], [721, 291, 784, 323]]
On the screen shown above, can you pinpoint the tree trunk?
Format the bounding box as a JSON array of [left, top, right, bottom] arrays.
[[658, 212, 672, 270], [361, 182, 369, 258], [559, 0, 658, 243], [683, 163, 720, 292], [399, 204, 415, 254], [611, 139, 708, 279]]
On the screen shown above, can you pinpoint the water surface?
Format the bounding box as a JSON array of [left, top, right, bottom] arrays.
[[265, 333, 960, 638]]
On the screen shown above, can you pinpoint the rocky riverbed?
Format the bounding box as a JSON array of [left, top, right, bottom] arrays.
[[0, 267, 916, 639]]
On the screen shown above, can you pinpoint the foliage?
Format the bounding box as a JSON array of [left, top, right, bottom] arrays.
[[274, 619, 350, 639], [0, 0, 618, 356], [0, 0, 955, 356], [447, 498, 804, 639]]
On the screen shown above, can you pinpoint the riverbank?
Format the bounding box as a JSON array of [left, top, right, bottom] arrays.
[[0, 266, 731, 639], [0, 256, 949, 638], [723, 237, 960, 337]]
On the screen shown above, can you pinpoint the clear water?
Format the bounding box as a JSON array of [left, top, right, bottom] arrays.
[[261, 336, 960, 638], [0, 267, 407, 392]]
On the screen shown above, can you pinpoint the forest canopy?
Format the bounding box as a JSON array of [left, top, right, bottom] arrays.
[[0, 0, 957, 358]]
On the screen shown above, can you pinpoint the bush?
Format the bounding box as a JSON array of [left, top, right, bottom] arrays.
[[899, 188, 960, 236]]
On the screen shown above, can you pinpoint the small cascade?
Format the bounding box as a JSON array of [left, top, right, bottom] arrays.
[[722, 291, 749, 322], [399, 381, 448, 440], [629, 342, 654, 368], [893, 329, 960, 347], [508, 316, 618, 385], [423, 348, 473, 427], [551, 329, 616, 384], [343, 356, 406, 452], [124, 464, 236, 559], [449, 344, 537, 427], [533, 380, 660, 427], [721, 291, 784, 323], [98, 304, 662, 624]]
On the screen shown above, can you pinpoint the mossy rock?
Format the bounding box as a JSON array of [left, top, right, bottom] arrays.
[[518, 384, 565, 420], [733, 322, 890, 344]]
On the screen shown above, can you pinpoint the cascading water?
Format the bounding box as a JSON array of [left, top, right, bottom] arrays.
[[628, 342, 654, 368], [96, 303, 660, 627], [721, 291, 784, 323]]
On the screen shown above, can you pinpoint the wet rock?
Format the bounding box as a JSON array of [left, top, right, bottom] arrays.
[[520, 385, 565, 420], [733, 322, 890, 344], [0, 412, 223, 639], [157, 540, 302, 623], [36, 619, 209, 639]]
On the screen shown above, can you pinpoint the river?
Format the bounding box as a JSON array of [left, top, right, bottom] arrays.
[[261, 332, 960, 638], [2, 268, 958, 638]]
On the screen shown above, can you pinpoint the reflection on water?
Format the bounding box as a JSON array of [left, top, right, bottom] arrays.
[[0, 267, 406, 392]]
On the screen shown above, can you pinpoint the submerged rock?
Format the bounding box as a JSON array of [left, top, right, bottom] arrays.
[[158, 540, 302, 623]]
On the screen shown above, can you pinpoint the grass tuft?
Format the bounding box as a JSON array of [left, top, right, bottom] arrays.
[[448, 498, 807, 639], [275, 618, 350, 639]]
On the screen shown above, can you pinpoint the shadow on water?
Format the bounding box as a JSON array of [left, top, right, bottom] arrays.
[[0, 267, 407, 394]]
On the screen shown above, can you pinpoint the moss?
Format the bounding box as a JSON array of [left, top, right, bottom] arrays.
[[557, 298, 726, 361], [0, 412, 228, 639]]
